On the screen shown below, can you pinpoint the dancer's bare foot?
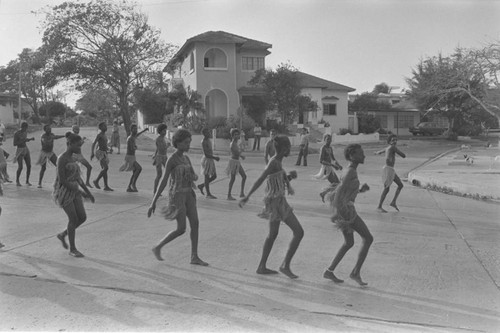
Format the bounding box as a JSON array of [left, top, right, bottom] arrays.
[[103, 186, 114, 191], [279, 266, 298, 279], [190, 257, 209, 266], [16, 182, 22, 187], [227, 195, 236, 201], [126, 187, 135, 192], [350, 273, 368, 286], [26, 182, 32, 186], [93, 180, 100, 189], [69, 250, 84, 258], [152, 246, 163, 261], [37, 184, 42, 188], [197, 184, 205, 195], [320, 192, 325, 203], [0, 242, 5, 249], [376, 207, 387, 213], [206, 194, 217, 199], [323, 270, 343, 283], [86, 182, 92, 188], [390, 203, 400, 211], [240, 193, 245, 198], [57, 233, 68, 249], [256, 267, 279, 275]]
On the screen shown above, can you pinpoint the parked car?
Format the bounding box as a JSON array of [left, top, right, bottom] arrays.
[[409, 122, 447, 136]]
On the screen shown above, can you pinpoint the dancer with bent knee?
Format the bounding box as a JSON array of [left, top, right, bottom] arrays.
[[240, 135, 303, 279], [147, 129, 208, 266], [54, 132, 94, 258], [197, 127, 219, 199], [152, 124, 170, 194], [324, 143, 373, 286], [13, 122, 35, 186]]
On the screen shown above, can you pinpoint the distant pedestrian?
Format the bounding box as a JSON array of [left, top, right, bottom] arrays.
[[13, 121, 35, 186], [37, 124, 65, 188], [147, 128, 208, 266], [314, 134, 343, 202], [264, 129, 277, 165], [197, 127, 219, 199], [375, 134, 406, 212], [226, 128, 246, 200], [152, 124, 170, 194], [0, 137, 11, 184], [109, 120, 121, 154], [54, 132, 95, 258], [252, 124, 262, 151], [119, 124, 148, 192], [324, 144, 372, 286], [71, 125, 93, 188], [90, 122, 113, 191], [0, 118, 5, 141], [240, 135, 303, 279], [295, 127, 309, 166]]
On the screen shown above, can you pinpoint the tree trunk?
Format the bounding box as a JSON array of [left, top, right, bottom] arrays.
[[119, 90, 131, 136]]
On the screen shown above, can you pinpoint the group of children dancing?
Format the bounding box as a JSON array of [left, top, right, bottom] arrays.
[[0, 122, 407, 286]]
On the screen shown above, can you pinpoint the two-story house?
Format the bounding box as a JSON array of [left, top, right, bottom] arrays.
[[161, 30, 354, 133]]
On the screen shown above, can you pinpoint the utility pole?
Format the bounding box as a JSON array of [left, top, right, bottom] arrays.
[[18, 65, 22, 126]]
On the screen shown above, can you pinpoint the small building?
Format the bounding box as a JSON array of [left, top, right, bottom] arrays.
[[367, 99, 421, 135], [0, 92, 32, 125]]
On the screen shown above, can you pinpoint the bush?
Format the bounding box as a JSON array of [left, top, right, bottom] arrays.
[[444, 129, 458, 141], [357, 113, 381, 134], [338, 128, 352, 135]]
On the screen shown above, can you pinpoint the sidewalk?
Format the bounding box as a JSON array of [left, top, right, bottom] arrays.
[[408, 145, 500, 200]]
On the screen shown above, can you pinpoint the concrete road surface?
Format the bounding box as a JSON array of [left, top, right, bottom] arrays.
[[0, 128, 499, 332]]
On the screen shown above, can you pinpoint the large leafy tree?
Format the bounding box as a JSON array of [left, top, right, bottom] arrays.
[[348, 92, 391, 111], [39, 0, 176, 135], [249, 63, 317, 124], [0, 47, 58, 122], [75, 86, 117, 121], [407, 43, 500, 132], [165, 84, 204, 132]]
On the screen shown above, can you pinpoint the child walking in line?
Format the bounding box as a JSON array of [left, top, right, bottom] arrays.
[[90, 122, 113, 191], [109, 120, 121, 154], [313, 134, 343, 202], [13, 121, 35, 186], [264, 129, 277, 165], [226, 128, 246, 200], [324, 144, 372, 286], [152, 124, 170, 194], [54, 132, 95, 258], [37, 124, 65, 188], [119, 124, 148, 192], [147, 129, 208, 266], [71, 125, 93, 188], [375, 134, 406, 212], [295, 127, 309, 166], [239, 135, 303, 279], [197, 128, 219, 199]]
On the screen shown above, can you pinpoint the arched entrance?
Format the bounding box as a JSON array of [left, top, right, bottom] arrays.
[[205, 89, 228, 119]]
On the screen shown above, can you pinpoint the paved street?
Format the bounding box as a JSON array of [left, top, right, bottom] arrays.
[[0, 128, 499, 332]]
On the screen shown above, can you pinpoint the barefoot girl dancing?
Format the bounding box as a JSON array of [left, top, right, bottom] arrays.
[[54, 132, 95, 258], [324, 143, 373, 286], [240, 135, 303, 279], [147, 129, 208, 266]]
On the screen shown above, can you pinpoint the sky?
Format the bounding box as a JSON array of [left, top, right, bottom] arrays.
[[0, 0, 499, 107]]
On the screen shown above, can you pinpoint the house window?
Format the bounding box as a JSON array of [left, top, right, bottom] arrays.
[[189, 52, 195, 71], [204, 48, 227, 69], [323, 103, 337, 116], [391, 99, 400, 105], [397, 114, 415, 128], [242, 57, 264, 71]]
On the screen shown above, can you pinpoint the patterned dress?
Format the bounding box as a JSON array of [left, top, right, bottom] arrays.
[[330, 166, 360, 233], [161, 154, 198, 220], [153, 136, 168, 166], [53, 161, 82, 208], [258, 170, 293, 222]]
